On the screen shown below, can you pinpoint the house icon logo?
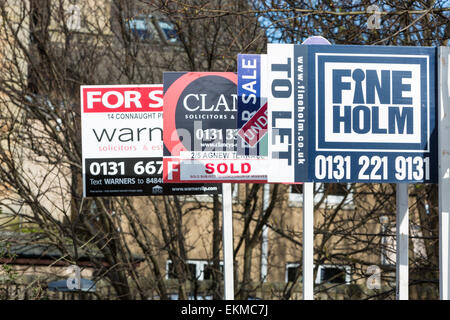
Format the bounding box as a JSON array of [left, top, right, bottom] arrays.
[[152, 185, 163, 194], [315, 46, 433, 153]]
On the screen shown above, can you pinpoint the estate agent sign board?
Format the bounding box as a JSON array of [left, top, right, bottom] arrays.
[[267, 44, 437, 183], [81, 85, 220, 197]]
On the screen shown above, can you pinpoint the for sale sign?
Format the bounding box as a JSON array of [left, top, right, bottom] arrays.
[[235, 54, 269, 182], [237, 54, 268, 156], [267, 44, 437, 183], [81, 84, 221, 197], [163, 72, 267, 183]]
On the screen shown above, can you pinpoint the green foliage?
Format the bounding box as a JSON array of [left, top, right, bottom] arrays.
[[0, 242, 19, 285]]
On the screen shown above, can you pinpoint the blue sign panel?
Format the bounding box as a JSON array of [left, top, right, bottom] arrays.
[[268, 44, 437, 183], [237, 54, 268, 157]]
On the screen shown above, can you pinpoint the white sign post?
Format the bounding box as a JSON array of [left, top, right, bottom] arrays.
[[261, 184, 270, 282], [438, 47, 450, 300], [303, 182, 314, 300], [222, 183, 234, 300], [396, 183, 409, 300], [301, 36, 331, 301]]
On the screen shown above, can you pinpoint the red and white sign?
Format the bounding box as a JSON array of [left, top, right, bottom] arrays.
[[162, 72, 267, 183], [82, 86, 163, 113], [81, 84, 222, 197], [81, 85, 163, 160]]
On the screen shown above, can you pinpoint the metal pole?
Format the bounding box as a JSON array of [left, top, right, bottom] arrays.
[[299, 36, 329, 301], [396, 183, 409, 300], [303, 182, 314, 300], [438, 46, 450, 300], [222, 183, 234, 300], [440, 209, 450, 300], [261, 184, 270, 282]]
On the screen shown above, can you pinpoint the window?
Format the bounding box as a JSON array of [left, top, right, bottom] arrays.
[[285, 263, 301, 283], [380, 219, 396, 266], [24, 94, 55, 119], [203, 263, 224, 281], [411, 225, 427, 260], [166, 260, 223, 281], [23, 94, 69, 132], [88, 198, 113, 215], [166, 260, 197, 280], [380, 223, 428, 265], [285, 263, 351, 284], [65, 4, 82, 31], [288, 184, 303, 204], [155, 20, 179, 44], [232, 183, 240, 201], [319, 183, 353, 208], [182, 193, 214, 203], [288, 183, 353, 208], [315, 265, 351, 285], [324, 183, 348, 196], [168, 294, 213, 300], [123, 14, 179, 45], [126, 15, 158, 41]]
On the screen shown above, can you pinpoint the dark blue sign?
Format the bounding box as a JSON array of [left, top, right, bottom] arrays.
[[268, 44, 437, 183]]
